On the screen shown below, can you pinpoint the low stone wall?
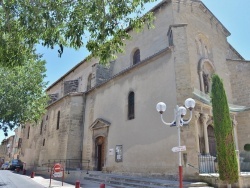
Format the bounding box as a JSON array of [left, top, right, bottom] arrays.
[[199, 173, 250, 188]]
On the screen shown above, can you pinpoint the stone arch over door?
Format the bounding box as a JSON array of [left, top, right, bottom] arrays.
[[207, 125, 216, 157], [90, 118, 111, 171]]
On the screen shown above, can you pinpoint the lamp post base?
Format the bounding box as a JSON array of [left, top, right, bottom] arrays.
[[179, 165, 183, 188]]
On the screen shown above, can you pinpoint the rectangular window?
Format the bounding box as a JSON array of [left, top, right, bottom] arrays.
[[56, 111, 60, 130], [40, 120, 43, 135], [128, 92, 135, 120], [27, 127, 30, 139], [168, 30, 173, 46]]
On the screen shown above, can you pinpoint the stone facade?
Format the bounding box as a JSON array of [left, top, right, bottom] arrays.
[[16, 0, 250, 185]]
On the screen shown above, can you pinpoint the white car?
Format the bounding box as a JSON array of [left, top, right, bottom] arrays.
[[1, 161, 9, 170]]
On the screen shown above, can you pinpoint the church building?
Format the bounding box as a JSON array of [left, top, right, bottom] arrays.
[[19, 0, 250, 183]]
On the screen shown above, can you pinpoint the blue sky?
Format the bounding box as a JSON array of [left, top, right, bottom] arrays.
[[0, 0, 249, 143], [42, 0, 250, 86]]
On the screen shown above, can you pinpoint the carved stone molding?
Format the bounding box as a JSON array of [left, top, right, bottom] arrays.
[[200, 114, 210, 124], [90, 118, 111, 130], [194, 111, 201, 121]]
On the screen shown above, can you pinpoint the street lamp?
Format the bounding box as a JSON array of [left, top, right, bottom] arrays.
[[156, 98, 195, 188]]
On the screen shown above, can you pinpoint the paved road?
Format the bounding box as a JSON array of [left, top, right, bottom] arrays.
[[0, 170, 115, 188], [0, 170, 44, 188]]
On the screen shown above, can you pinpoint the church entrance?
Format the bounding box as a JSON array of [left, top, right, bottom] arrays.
[[95, 136, 105, 171]]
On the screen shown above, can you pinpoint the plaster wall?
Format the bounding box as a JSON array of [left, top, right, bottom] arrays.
[[112, 1, 173, 75], [83, 51, 182, 175]]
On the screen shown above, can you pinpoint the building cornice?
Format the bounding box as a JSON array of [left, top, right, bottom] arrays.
[[226, 59, 250, 63], [46, 92, 84, 109], [167, 23, 188, 35], [198, 1, 230, 37]]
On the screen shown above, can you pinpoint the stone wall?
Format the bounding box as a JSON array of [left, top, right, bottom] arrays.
[[227, 59, 250, 154], [20, 93, 84, 169]]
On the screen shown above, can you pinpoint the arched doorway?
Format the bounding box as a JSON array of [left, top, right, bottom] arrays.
[[207, 125, 216, 157], [95, 136, 105, 171]]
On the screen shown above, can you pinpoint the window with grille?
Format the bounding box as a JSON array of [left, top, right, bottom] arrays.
[[128, 92, 135, 120], [133, 49, 140, 65]]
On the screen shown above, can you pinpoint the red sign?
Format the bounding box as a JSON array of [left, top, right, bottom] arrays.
[[53, 163, 62, 173], [50, 163, 64, 186]]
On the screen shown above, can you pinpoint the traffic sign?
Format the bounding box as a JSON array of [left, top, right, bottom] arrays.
[[52, 163, 63, 177], [171, 146, 186, 152], [53, 163, 61, 172]]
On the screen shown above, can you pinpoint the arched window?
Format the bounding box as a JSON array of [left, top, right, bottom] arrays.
[[40, 120, 43, 135], [128, 92, 135, 120], [133, 49, 140, 65], [43, 139, 45, 146], [56, 111, 60, 130], [27, 126, 30, 139], [87, 74, 92, 90]]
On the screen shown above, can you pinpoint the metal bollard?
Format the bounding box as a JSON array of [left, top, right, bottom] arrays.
[[30, 171, 35, 178], [75, 180, 80, 188], [100, 183, 105, 188]]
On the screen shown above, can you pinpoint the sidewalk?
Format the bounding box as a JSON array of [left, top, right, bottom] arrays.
[[31, 175, 115, 188]]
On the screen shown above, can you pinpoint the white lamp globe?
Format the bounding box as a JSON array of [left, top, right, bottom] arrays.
[[156, 102, 166, 114], [185, 98, 196, 110], [179, 106, 187, 116]]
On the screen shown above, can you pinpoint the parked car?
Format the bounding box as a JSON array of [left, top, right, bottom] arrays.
[[8, 159, 23, 170], [1, 161, 9, 170]]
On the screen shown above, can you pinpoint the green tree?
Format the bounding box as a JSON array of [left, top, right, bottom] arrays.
[[0, 54, 48, 135], [211, 74, 238, 185], [0, 0, 157, 67]]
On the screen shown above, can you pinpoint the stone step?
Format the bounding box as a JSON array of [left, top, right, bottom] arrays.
[[84, 172, 212, 188], [85, 176, 170, 188], [188, 182, 214, 188]]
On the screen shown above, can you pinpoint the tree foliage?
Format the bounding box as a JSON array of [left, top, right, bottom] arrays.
[[0, 0, 157, 67], [0, 54, 48, 135], [211, 74, 238, 184]]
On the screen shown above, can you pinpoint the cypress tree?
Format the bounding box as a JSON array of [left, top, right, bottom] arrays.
[[211, 74, 238, 184]]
